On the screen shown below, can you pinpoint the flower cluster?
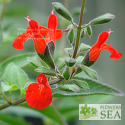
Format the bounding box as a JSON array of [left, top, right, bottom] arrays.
[[12, 10, 62, 54], [26, 74, 52, 109]]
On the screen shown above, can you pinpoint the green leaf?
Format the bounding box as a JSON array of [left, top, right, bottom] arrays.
[[0, 120, 9, 125], [80, 28, 85, 38], [37, 41, 56, 71], [71, 79, 89, 90], [82, 26, 92, 39], [79, 43, 91, 53], [89, 13, 115, 25], [67, 28, 74, 44], [86, 25, 92, 37], [52, 2, 72, 21], [0, 22, 3, 47], [0, 113, 31, 125], [1, 82, 18, 92], [56, 58, 66, 74], [64, 48, 73, 56], [27, 56, 47, 68], [20, 103, 66, 125], [52, 77, 124, 97], [76, 56, 84, 64], [4, 63, 29, 97], [59, 85, 80, 92], [77, 64, 98, 79], [35, 66, 56, 76], [63, 66, 70, 80], [64, 57, 76, 67], [0, 53, 36, 78]]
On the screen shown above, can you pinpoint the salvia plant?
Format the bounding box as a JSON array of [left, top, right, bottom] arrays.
[[0, 0, 124, 125]]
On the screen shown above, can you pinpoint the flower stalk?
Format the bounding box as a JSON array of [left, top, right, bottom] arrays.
[[0, 88, 11, 104], [72, 0, 86, 58]]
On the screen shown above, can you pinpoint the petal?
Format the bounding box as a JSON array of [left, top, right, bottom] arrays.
[[29, 20, 39, 35], [39, 26, 48, 36], [35, 95, 52, 109], [26, 27, 33, 34], [45, 31, 56, 44], [47, 14, 57, 29], [33, 34, 46, 54], [96, 31, 109, 48], [45, 14, 57, 45], [89, 45, 101, 61], [56, 29, 62, 39], [34, 86, 52, 109], [26, 83, 52, 109], [26, 83, 40, 108], [102, 43, 122, 59], [36, 74, 47, 85], [12, 33, 32, 49]]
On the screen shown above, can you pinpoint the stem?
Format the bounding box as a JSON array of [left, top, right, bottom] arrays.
[[72, 0, 86, 58], [0, 88, 11, 104], [9, 90, 12, 102], [49, 78, 63, 85], [0, 97, 26, 110]]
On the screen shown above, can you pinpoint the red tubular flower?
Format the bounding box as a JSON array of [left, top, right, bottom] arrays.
[[89, 29, 122, 61], [12, 10, 62, 54], [26, 74, 53, 109]]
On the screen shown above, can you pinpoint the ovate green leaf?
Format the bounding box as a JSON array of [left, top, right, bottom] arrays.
[[52, 2, 72, 21], [67, 28, 74, 44], [35, 66, 56, 76], [27, 57, 47, 68], [4, 63, 29, 97], [89, 13, 115, 25], [64, 57, 76, 67], [63, 66, 70, 80], [1, 82, 18, 92], [59, 84, 80, 92], [71, 79, 89, 90], [0, 53, 36, 78], [52, 77, 124, 97], [77, 64, 98, 79], [79, 43, 91, 53]]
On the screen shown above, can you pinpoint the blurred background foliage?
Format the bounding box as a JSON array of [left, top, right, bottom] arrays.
[[0, 0, 125, 125]]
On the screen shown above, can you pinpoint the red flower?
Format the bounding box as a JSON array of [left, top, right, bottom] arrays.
[[89, 29, 122, 61], [26, 74, 53, 109], [12, 10, 62, 54]]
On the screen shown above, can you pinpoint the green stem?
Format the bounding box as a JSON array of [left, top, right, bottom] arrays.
[[0, 88, 11, 104], [72, 0, 86, 58], [0, 97, 26, 110], [9, 90, 12, 102]]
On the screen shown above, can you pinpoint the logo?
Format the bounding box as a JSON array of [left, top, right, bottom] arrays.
[[79, 104, 121, 120]]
